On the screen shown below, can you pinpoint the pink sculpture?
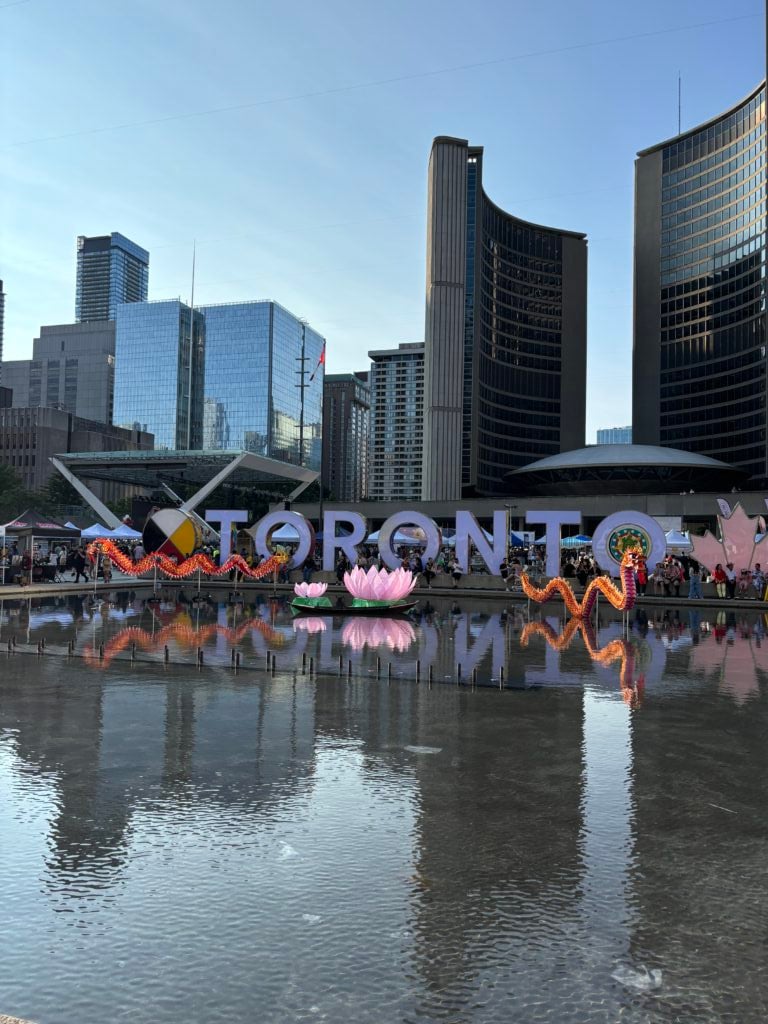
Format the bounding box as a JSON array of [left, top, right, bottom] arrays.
[[341, 617, 416, 652], [292, 617, 327, 633], [690, 503, 768, 572], [343, 566, 417, 603], [293, 582, 328, 598]]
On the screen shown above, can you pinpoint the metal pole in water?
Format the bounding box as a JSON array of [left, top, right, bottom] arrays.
[[416, 659, 421, 683], [472, 667, 477, 687], [309, 656, 314, 676], [302, 652, 307, 673], [164, 645, 169, 663], [376, 656, 381, 679], [500, 665, 505, 689], [457, 663, 462, 685], [347, 659, 352, 678], [428, 665, 433, 686]]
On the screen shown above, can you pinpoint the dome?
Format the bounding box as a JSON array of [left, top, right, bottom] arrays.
[[506, 444, 746, 496]]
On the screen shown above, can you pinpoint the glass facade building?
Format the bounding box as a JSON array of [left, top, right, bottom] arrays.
[[368, 344, 424, 501], [634, 83, 767, 480], [422, 137, 587, 499], [76, 233, 149, 323], [596, 426, 633, 445], [200, 301, 324, 471], [114, 301, 204, 450]]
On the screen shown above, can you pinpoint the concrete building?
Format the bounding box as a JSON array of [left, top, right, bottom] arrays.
[[0, 406, 152, 496], [76, 232, 149, 322], [422, 136, 588, 501], [368, 343, 424, 502], [322, 372, 370, 501], [0, 278, 5, 383], [633, 82, 766, 481], [596, 426, 632, 445], [2, 321, 116, 424]]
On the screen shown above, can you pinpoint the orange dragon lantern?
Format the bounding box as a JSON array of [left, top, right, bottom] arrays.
[[520, 547, 645, 618]]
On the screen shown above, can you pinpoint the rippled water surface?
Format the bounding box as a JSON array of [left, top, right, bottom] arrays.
[[1, 593, 768, 1023]]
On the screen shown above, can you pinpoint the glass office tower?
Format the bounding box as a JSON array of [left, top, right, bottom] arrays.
[[114, 301, 204, 450], [76, 233, 149, 322], [634, 83, 767, 480], [422, 137, 588, 500], [201, 301, 324, 470]]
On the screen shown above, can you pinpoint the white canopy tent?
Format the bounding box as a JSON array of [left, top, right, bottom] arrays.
[[665, 529, 692, 550]]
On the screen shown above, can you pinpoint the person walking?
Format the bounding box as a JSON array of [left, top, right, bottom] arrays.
[[752, 563, 765, 600], [423, 557, 436, 588], [72, 546, 89, 584], [500, 558, 511, 591]]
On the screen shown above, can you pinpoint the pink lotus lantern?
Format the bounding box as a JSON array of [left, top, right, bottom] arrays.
[[292, 616, 327, 634], [343, 566, 417, 607], [292, 581, 331, 608]]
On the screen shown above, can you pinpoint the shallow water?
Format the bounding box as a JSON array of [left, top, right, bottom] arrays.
[[1, 593, 767, 1023]]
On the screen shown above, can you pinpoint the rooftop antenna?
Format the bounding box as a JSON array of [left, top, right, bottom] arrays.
[[186, 240, 196, 450], [677, 72, 681, 136]]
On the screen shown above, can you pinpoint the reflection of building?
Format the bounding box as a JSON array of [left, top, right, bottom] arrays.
[[0, 406, 152, 493], [114, 300, 205, 450], [203, 397, 230, 450], [597, 426, 632, 445], [368, 343, 424, 501], [633, 84, 766, 479], [422, 136, 588, 500], [322, 372, 370, 500], [200, 301, 324, 470], [2, 321, 116, 424], [76, 232, 149, 322]]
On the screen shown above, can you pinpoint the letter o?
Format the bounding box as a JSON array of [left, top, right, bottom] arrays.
[[378, 512, 441, 570], [592, 510, 667, 578], [249, 510, 315, 570]]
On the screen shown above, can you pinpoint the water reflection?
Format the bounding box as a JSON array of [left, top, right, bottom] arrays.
[[2, 595, 768, 1021]]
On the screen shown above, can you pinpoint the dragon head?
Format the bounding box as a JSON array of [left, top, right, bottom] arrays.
[[620, 546, 646, 571]]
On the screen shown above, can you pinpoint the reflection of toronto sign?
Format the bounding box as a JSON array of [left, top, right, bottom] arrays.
[[202, 507, 672, 579]]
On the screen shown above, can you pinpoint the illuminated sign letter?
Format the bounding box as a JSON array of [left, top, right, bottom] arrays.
[[455, 510, 507, 575], [378, 512, 441, 570], [321, 511, 368, 572], [249, 510, 315, 570], [525, 510, 581, 577], [205, 509, 249, 563]]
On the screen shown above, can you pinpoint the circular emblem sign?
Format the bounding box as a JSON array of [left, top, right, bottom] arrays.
[[143, 508, 202, 560], [592, 511, 667, 578]]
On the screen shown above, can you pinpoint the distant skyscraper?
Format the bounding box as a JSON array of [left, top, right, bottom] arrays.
[[200, 301, 324, 470], [422, 137, 588, 500], [596, 426, 632, 445], [633, 82, 766, 479], [322, 372, 370, 501], [0, 279, 5, 383], [76, 233, 149, 322], [114, 300, 204, 450], [2, 321, 115, 424], [368, 344, 424, 501]]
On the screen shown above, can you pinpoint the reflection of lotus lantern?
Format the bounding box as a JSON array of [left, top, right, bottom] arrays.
[[342, 617, 416, 652], [343, 566, 417, 604], [292, 617, 327, 634]]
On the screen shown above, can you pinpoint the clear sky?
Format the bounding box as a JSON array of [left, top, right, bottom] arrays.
[[1, 0, 765, 441]]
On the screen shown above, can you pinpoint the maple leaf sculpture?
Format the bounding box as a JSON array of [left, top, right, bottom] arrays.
[[690, 503, 768, 572]]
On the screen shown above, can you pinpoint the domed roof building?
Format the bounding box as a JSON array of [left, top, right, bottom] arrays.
[[506, 444, 746, 496]]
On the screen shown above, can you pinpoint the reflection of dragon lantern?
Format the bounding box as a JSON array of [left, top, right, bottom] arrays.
[[521, 547, 645, 618], [521, 618, 644, 707]]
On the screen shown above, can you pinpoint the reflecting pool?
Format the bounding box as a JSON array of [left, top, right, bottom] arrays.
[[1, 593, 767, 1023]]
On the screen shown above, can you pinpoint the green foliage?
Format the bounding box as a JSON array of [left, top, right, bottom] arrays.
[[0, 464, 34, 523]]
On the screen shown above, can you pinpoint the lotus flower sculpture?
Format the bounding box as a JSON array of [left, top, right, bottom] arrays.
[[292, 616, 327, 634], [292, 580, 331, 608], [294, 582, 328, 598], [341, 617, 416, 652], [343, 566, 417, 606]]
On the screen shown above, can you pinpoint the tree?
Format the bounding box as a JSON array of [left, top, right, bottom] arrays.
[[0, 464, 32, 523]]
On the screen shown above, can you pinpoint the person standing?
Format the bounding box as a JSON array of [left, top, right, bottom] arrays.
[[635, 559, 648, 597], [752, 563, 765, 601], [713, 563, 727, 599], [450, 558, 462, 589], [724, 563, 737, 599], [687, 562, 702, 600]]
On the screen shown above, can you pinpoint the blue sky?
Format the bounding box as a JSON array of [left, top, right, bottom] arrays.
[[1, 0, 764, 440]]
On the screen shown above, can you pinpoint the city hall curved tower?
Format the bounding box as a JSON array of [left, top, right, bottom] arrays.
[[422, 136, 587, 500], [633, 82, 767, 480]]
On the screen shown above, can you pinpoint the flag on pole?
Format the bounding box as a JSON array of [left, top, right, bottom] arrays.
[[309, 343, 326, 382]]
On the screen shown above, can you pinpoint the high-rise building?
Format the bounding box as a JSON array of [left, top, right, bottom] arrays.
[[200, 301, 324, 470], [114, 300, 204, 450], [368, 343, 424, 501], [0, 387, 11, 408], [422, 137, 588, 500], [322, 372, 370, 501], [76, 233, 149, 322], [596, 426, 633, 445], [633, 82, 766, 479], [0, 279, 5, 383], [2, 321, 115, 424]]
